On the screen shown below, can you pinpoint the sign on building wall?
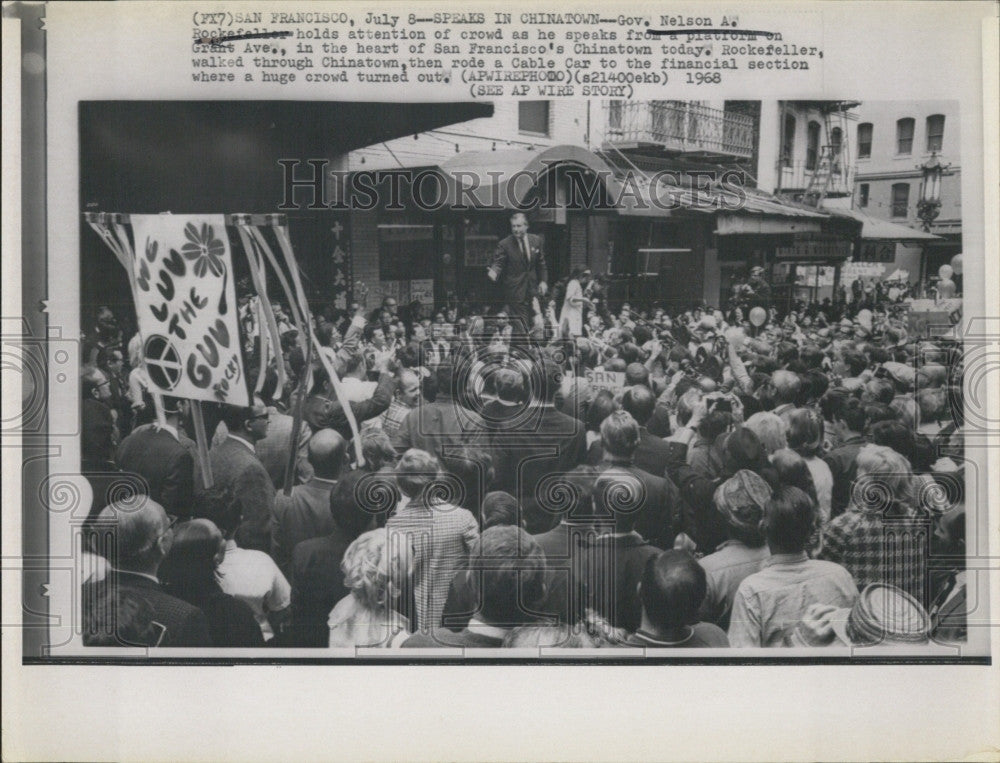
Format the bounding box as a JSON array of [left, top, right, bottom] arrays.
[[130, 215, 248, 406], [328, 215, 352, 312], [860, 242, 896, 262], [774, 234, 853, 260], [842, 261, 888, 285], [410, 279, 435, 310], [906, 299, 962, 338]]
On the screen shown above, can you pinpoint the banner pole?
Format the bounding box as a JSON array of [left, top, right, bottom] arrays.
[[191, 400, 214, 490], [283, 329, 312, 496]]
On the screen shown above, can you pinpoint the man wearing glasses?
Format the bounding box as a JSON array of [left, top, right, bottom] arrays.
[[83, 498, 212, 647]]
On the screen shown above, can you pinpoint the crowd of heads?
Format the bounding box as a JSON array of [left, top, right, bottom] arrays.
[[79, 267, 967, 650]]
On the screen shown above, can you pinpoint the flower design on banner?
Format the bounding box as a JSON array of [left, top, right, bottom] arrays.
[[181, 222, 226, 278]]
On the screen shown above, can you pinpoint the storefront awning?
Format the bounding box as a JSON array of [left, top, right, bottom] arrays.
[[712, 187, 829, 235], [437, 144, 621, 211], [715, 212, 825, 235], [824, 206, 941, 242]]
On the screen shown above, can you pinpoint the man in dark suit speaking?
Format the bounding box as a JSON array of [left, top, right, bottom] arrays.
[[487, 212, 548, 334]]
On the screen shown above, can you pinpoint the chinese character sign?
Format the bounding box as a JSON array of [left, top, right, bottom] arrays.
[[130, 215, 248, 406]]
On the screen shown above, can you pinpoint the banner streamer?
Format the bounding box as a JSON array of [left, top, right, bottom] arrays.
[[85, 213, 168, 428], [88, 211, 366, 476], [244, 217, 365, 468], [234, 223, 287, 399]]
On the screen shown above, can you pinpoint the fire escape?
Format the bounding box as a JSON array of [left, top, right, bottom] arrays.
[[779, 101, 860, 207]]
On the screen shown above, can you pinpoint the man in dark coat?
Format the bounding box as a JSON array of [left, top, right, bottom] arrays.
[[487, 212, 548, 334], [271, 429, 348, 577], [302, 350, 396, 442], [115, 396, 194, 518], [486, 359, 586, 534], [595, 410, 683, 551], [620, 385, 674, 478], [204, 401, 274, 552], [393, 363, 488, 460], [289, 471, 376, 647], [83, 498, 211, 647]]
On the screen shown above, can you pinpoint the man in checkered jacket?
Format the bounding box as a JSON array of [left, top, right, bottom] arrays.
[[819, 444, 932, 605]]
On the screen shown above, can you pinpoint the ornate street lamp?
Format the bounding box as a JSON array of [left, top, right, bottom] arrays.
[[916, 152, 950, 231]]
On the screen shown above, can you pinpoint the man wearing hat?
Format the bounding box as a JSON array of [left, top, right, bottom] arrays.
[[697, 470, 773, 630], [785, 583, 931, 648]]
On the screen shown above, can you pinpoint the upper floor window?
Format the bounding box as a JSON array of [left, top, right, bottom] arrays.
[[519, 101, 550, 135], [857, 123, 873, 158], [891, 182, 910, 217], [608, 101, 623, 130], [806, 121, 821, 170], [858, 183, 869, 207], [829, 127, 843, 172], [896, 118, 915, 154], [782, 113, 796, 167], [926, 114, 945, 153]]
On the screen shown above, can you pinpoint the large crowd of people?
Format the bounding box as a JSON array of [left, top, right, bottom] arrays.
[[79, 260, 967, 650]]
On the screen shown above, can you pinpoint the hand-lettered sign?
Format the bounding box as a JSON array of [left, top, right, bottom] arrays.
[[585, 369, 626, 394], [130, 215, 248, 406]]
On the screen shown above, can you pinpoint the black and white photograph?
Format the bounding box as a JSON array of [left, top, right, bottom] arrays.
[[74, 97, 973, 655], [3, 2, 998, 761]]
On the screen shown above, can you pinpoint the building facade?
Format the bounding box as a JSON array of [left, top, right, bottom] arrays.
[[850, 100, 961, 285], [332, 99, 866, 318], [343, 100, 607, 314]]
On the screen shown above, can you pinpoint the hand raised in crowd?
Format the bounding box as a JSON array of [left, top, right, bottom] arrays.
[[796, 603, 840, 646], [373, 347, 397, 374], [724, 326, 745, 349]]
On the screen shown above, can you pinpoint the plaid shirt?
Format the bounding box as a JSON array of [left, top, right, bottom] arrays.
[[386, 499, 479, 632], [379, 399, 413, 439], [818, 500, 931, 605]]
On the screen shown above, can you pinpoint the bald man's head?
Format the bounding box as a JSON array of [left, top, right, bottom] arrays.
[[96, 497, 172, 573], [308, 429, 348, 479]]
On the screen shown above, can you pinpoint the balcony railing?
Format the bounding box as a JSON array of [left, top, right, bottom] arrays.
[[603, 101, 755, 159], [777, 158, 855, 198]]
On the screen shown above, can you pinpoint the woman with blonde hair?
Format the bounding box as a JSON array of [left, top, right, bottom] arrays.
[[744, 411, 788, 457], [327, 529, 410, 648]]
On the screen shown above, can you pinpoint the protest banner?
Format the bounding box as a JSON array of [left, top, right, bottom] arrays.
[[130, 215, 248, 406]]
